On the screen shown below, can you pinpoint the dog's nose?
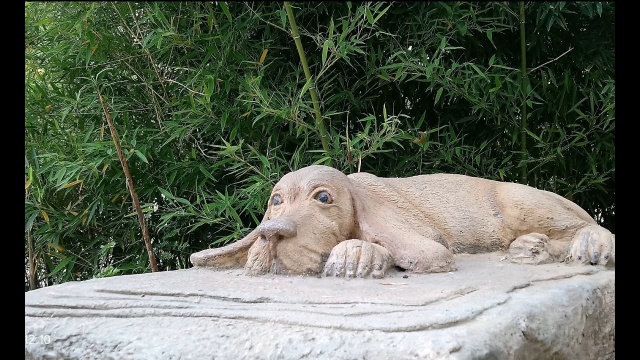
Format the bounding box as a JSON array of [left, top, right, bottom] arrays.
[[255, 218, 297, 241]]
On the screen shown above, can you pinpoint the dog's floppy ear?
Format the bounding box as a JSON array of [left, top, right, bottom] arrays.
[[349, 182, 406, 260], [348, 175, 455, 273], [190, 209, 270, 268]]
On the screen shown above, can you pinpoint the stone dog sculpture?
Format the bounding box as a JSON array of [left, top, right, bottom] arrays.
[[190, 165, 615, 278]]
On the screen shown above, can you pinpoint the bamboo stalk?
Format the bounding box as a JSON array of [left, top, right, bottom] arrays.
[[283, 1, 333, 166], [97, 88, 159, 272], [27, 229, 39, 290], [519, 1, 528, 184]]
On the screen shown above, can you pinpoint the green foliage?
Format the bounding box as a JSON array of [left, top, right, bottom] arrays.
[[25, 2, 614, 290]]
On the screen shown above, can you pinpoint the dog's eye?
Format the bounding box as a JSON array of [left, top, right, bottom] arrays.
[[272, 194, 282, 206], [315, 191, 332, 204]]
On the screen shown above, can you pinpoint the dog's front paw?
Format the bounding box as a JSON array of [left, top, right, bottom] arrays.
[[509, 233, 553, 265], [323, 239, 393, 279], [566, 226, 615, 266]]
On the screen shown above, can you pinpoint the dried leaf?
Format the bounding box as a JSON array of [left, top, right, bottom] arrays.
[[413, 132, 427, 144], [41, 210, 50, 224], [259, 49, 268, 64], [62, 179, 83, 189]]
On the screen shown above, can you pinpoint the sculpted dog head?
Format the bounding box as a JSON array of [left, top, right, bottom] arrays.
[[190, 165, 359, 275]]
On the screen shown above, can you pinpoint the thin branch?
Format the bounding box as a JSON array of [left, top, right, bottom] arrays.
[[97, 88, 159, 272], [27, 230, 39, 290], [244, 2, 290, 34], [163, 78, 205, 96], [528, 47, 574, 74], [194, 142, 217, 160], [67, 54, 147, 70]]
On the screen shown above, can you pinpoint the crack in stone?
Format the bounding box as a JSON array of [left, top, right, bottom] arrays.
[[95, 289, 273, 304], [375, 296, 513, 333], [506, 269, 598, 294]]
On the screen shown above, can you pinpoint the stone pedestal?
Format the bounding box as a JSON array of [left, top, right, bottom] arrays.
[[25, 252, 614, 359]]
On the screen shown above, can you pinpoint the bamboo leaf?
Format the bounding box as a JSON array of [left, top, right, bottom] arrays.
[[469, 63, 488, 81], [49, 256, 75, 276], [365, 6, 374, 24], [198, 165, 216, 181], [322, 40, 329, 66], [525, 129, 544, 143], [82, 209, 88, 225], [134, 150, 149, 164], [373, 4, 391, 24], [220, 2, 232, 23], [299, 78, 314, 99], [158, 187, 175, 200], [416, 112, 426, 129], [434, 88, 444, 105], [312, 156, 332, 165], [487, 29, 495, 48], [328, 18, 334, 39], [54, 168, 67, 186], [279, 9, 287, 28], [26, 211, 38, 232], [491, 64, 517, 71], [208, 8, 217, 31], [175, 197, 192, 206]]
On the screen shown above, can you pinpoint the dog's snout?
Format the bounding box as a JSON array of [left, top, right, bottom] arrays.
[[255, 218, 297, 241]]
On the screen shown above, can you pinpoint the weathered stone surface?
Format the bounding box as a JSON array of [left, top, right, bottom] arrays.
[[25, 252, 614, 360]]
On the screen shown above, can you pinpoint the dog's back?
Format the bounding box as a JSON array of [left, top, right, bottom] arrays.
[[348, 172, 597, 253]]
